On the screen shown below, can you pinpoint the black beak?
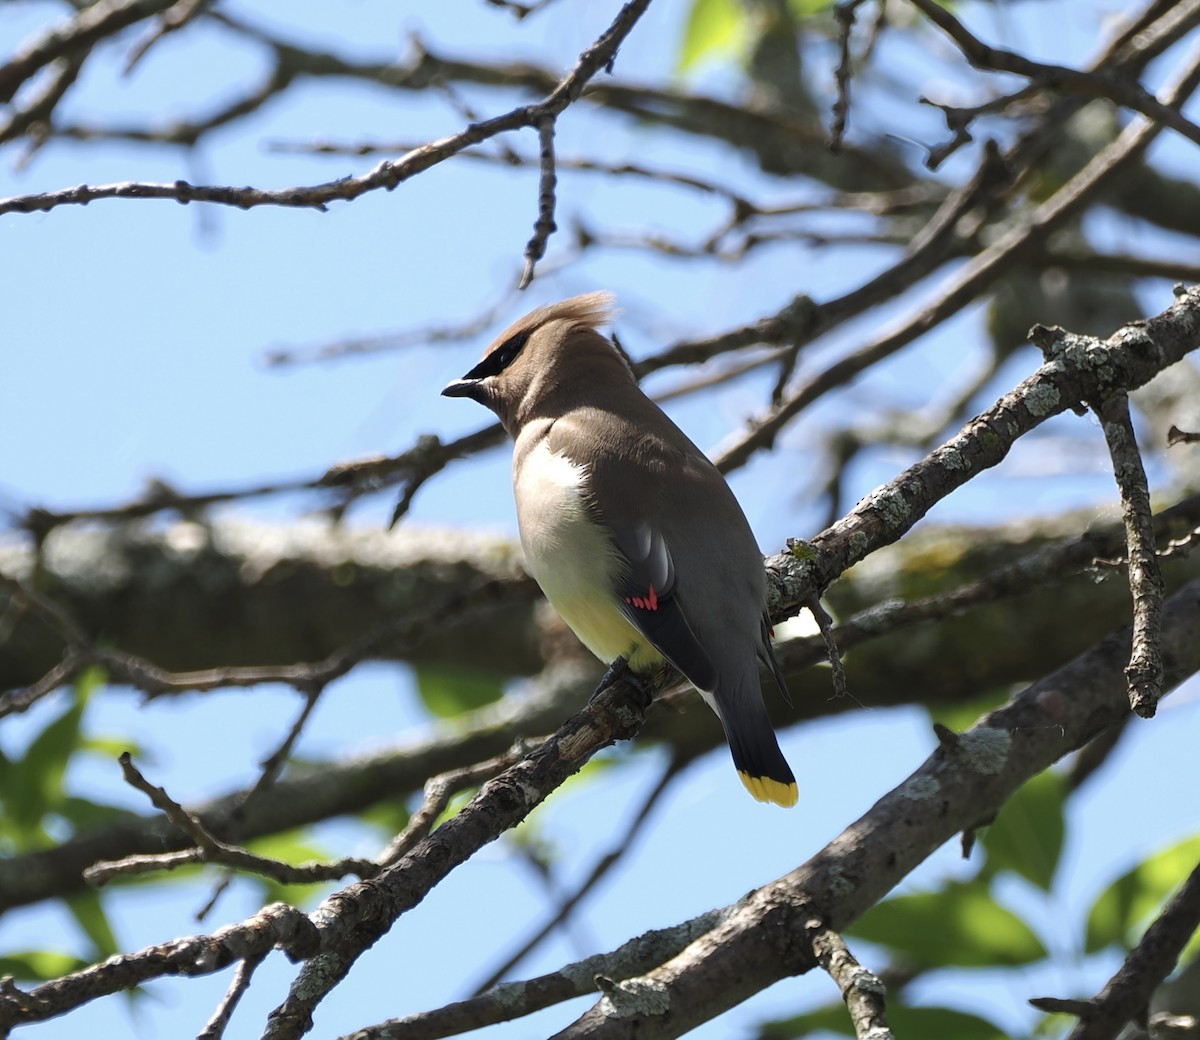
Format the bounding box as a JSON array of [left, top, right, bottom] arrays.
[[441, 378, 479, 398]]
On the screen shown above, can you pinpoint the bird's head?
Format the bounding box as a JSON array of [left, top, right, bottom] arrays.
[[442, 291, 630, 435]]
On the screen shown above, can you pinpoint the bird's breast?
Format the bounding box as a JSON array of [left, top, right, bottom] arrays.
[[513, 436, 659, 669]]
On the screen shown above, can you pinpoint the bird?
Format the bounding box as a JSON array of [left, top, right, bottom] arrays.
[[442, 292, 797, 807]]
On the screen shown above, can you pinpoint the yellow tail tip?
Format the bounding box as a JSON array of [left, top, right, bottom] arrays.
[[738, 771, 799, 808]]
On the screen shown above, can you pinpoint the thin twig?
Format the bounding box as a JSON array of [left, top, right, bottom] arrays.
[[908, 0, 1200, 149], [0, 0, 175, 104], [123, 0, 212, 74], [0, 902, 320, 1032], [116, 752, 379, 883], [1031, 857, 1200, 1039], [804, 596, 848, 699], [830, 0, 871, 151], [804, 910, 893, 1040], [0, 650, 83, 718], [236, 683, 327, 818], [774, 285, 1200, 608], [0, 55, 84, 150], [196, 952, 266, 1040], [1094, 390, 1165, 717], [2, 559, 531, 708], [518, 115, 559, 289], [376, 751, 524, 867], [258, 667, 653, 1040], [716, 45, 1200, 473], [341, 908, 733, 1040], [0, 0, 653, 217], [470, 755, 683, 993]]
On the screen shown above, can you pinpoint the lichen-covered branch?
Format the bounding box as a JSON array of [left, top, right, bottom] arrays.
[[546, 579, 1200, 1038]]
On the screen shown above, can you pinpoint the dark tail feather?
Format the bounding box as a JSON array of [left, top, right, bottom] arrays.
[[717, 686, 797, 808], [758, 616, 792, 706]]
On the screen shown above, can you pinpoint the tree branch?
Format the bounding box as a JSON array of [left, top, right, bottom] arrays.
[[0, 1, 652, 217], [775, 285, 1200, 606], [1031, 857, 1200, 1039], [547, 579, 1200, 1038]]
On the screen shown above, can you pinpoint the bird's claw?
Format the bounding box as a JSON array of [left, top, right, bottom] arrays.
[[590, 657, 652, 709]]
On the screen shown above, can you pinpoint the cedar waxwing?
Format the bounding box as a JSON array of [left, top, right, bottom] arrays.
[[442, 292, 797, 807]]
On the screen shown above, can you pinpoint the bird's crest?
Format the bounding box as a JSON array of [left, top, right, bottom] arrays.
[[509, 291, 617, 341]]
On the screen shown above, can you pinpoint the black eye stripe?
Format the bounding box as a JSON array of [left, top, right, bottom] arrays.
[[464, 329, 531, 380], [495, 329, 530, 368]]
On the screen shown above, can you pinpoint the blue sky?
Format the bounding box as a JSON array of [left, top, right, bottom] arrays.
[[3, 1, 1199, 1037]]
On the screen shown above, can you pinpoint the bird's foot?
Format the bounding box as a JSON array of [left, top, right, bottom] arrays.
[[590, 657, 653, 709]]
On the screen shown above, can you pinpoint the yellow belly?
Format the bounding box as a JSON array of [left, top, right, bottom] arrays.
[[552, 593, 665, 672]]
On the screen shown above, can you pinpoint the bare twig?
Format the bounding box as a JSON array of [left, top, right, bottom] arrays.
[[830, 0, 872, 151], [12, 424, 505, 538], [237, 683, 327, 815], [775, 285, 1200, 607], [470, 755, 683, 993], [263, 298, 515, 367], [0, 901, 320, 1032], [113, 752, 378, 883], [0, 0, 653, 218], [805, 911, 893, 1040], [341, 907, 733, 1040], [2, 569, 528, 706], [1092, 389, 1165, 717], [1031, 857, 1200, 1040], [86, 748, 523, 889], [376, 751, 524, 867], [783, 492, 1200, 674], [123, 0, 212, 73], [518, 115, 559, 289], [0, 648, 84, 718], [387, 427, 506, 525], [804, 595, 848, 699], [908, 0, 1200, 149], [196, 952, 266, 1040], [716, 47, 1200, 474], [258, 667, 653, 1040], [0, 54, 84, 151], [0, 0, 176, 104]]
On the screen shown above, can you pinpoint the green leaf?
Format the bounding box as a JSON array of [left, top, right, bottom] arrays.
[[0, 951, 89, 982], [66, 890, 119, 960], [788, 0, 836, 16], [430, 788, 477, 831], [5, 692, 87, 835], [979, 769, 1066, 891], [886, 1006, 1008, 1040], [851, 880, 1046, 967], [246, 830, 335, 908], [1086, 834, 1200, 954], [765, 998, 854, 1037], [359, 799, 412, 838], [927, 688, 1009, 735], [767, 1001, 1006, 1039], [677, 0, 747, 75], [415, 665, 505, 719], [55, 795, 137, 832], [74, 664, 108, 700], [1032, 1010, 1077, 1037], [82, 734, 141, 760]]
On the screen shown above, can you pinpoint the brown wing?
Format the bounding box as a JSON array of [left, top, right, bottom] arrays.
[[546, 410, 719, 692]]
